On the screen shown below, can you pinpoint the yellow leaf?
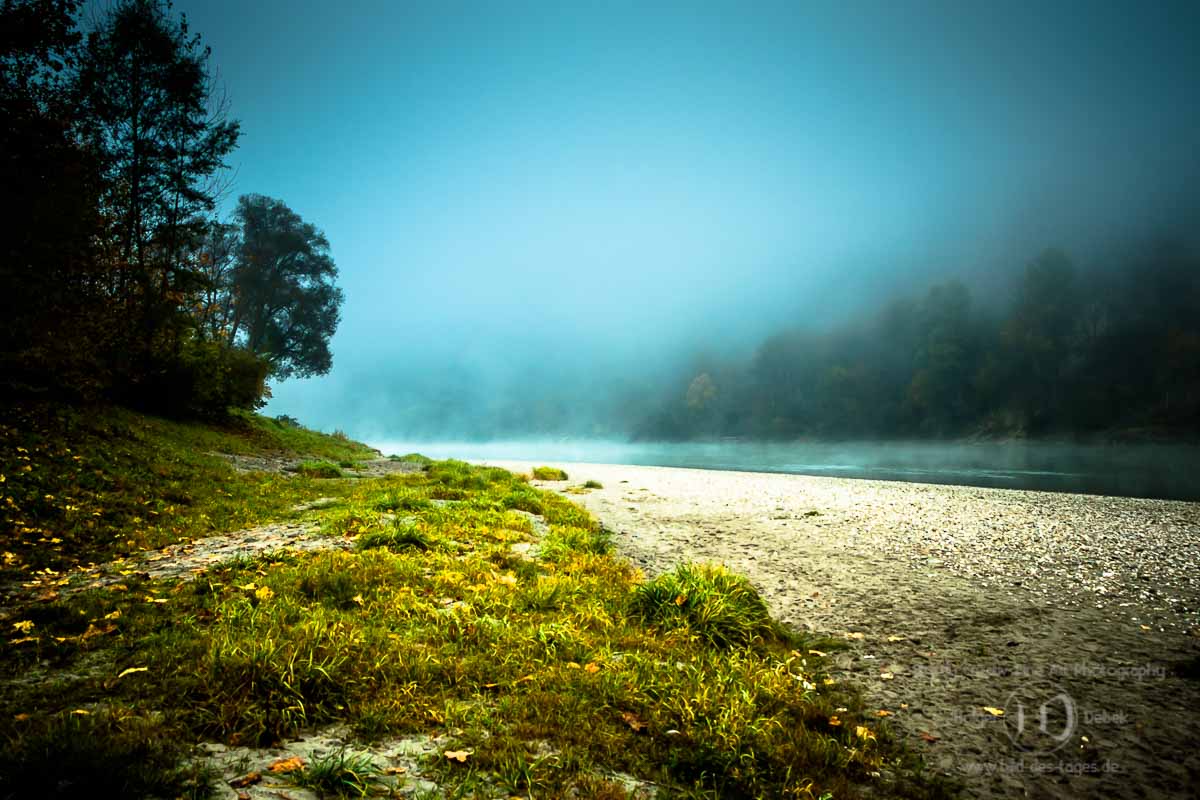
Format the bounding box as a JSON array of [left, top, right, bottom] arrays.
[[887, 635, 906, 642], [823, 677, 836, 686], [11, 620, 34, 633], [71, 709, 90, 716], [117, 666, 149, 679], [13, 713, 29, 722], [351, 593, 364, 605], [254, 585, 274, 602], [844, 632, 865, 640], [567, 662, 581, 669], [104, 610, 121, 620], [268, 756, 305, 773], [584, 662, 600, 674], [828, 715, 842, 726], [674, 594, 687, 606], [876, 709, 894, 717], [855, 725, 875, 740], [880, 671, 895, 680], [983, 706, 1005, 717], [807, 649, 826, 657], [496, 573, 518, 586], [444, 750, 471, 763]]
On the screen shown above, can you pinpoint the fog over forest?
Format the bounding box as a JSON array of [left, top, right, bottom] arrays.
[[184, 0, 1199, 444]]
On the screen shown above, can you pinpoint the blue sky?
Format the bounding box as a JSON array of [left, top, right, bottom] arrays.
[[156, 0, 1199, 436]]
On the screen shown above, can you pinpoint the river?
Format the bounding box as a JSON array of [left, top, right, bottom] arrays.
[[367, 438, 1200, 501]]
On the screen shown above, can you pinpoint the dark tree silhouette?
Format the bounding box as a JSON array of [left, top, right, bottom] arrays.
[[75, 0, 239, 381], [229, 194, 344, 379]]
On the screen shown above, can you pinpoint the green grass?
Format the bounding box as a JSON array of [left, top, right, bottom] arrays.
[[531, 465, 569, 481], [296, 748, 383, 798], [583, 479, 603, 489], [295, 460, 344, 478], [0, 403, 950, 799]]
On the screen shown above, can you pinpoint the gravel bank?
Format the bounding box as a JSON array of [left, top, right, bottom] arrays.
[[484, 460, 1200, 800]]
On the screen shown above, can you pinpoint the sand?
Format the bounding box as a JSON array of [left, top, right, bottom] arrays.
[[483, 460, 1200, 800]]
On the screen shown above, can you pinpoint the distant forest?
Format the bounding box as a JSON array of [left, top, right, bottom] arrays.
[[635, 243, 1200, 440]]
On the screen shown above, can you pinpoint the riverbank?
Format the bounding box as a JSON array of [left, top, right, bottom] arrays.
[[485, 460, 1200, 799]]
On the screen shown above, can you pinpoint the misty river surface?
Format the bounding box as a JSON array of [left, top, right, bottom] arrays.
[[369, 439, 1200, 502]]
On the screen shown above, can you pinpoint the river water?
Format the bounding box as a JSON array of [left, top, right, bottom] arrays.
[[368, 438, 1200, 501]]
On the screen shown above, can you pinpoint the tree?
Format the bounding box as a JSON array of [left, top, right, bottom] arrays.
[[228, 194, 344, 379], [0, 0, 108, 395], [75, 0, 239, 378]]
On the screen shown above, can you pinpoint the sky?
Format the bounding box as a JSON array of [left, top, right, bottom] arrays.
[[154, 0, 1199, 439]]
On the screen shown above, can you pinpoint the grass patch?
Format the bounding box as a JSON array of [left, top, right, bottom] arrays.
[[0, 406, 948, 799], [388, 452, 433, 468], [296, 748, 382, 798], [295, 460, 344, 479], [0, 710, 215, 799], [631, 563, 783, 648], [531, 465, 569, 481], [583, 479, 603, 489]]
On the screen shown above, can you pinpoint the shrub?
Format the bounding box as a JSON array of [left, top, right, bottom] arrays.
[[531, 466, 569, 481], [583, 479, 603, 489], [630, 563, 779, 648], [296, 460, 343, 478]]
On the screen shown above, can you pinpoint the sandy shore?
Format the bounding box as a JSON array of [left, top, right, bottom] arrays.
[[483, 460, 1200, 800]]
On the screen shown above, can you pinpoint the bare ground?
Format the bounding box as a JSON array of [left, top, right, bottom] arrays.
[[486, 460, 1200, 800]]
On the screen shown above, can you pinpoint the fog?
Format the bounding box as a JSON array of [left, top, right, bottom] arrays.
[[167, 1, 1200, 457]]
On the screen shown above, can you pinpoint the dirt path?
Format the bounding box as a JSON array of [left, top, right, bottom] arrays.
[[485, 460, 1200, 800]]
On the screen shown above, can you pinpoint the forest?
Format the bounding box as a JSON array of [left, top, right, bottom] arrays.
[[634, 243, 1200, 441], [1, 0, 343, 417]]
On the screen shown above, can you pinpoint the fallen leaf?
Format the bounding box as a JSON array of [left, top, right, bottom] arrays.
[[844, 632, 865, 640], [584, 662, 600, 674], [807, 649, 827, 657], [254, 585, 274, 602], [880, 671, 895, 680], [103, 610, 121, 620], [828, 715, 842, 726], [11, 620, 34, 633], [444, 750, 471, 763], [13, 713, 29, 722], [567, 662, 581, 669], [855, 725, 875, 740], [621, 711, 647, 732], [81, 622, 117, 640], [919, 731, 940, 743], [71, 709, 90, 716], [268, 756, 305, 773], [674, 594, 687, 606], [876, 709, 894, 717], [352, 593, 364, 605], [117, 666, 149, 679], [229, 772, 262, 788], [983, 706, 1005, 717], [887, 635, 906, 642], [383, 765, 406, 775]]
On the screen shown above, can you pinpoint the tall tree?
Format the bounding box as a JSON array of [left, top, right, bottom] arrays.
[[75, 0, 239, 375], [229, 194, 344, 379], [0, 0, 107, 394]]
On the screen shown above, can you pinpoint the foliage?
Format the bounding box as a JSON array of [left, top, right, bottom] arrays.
[[295, 748, 383, 798], [0, 410, 945, 799], [221, 193, 345, 379], [636, 241, 1200, 440], [0, 710, 215, 800], [0, 1, 341, 417], [531, 465, 569, 480], [631, 563, 782, 648], [294, 460, 344, 479]]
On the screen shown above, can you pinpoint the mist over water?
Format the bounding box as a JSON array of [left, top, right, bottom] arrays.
[[369, 438, 1200, 502]]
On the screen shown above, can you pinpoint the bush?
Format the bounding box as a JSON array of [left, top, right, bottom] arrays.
[[531, 466, 569, 481], [296, 460, 343, 478], [583, 479, 603, 489], [630, 563, 779, 648], [135, 341, 270, 419]]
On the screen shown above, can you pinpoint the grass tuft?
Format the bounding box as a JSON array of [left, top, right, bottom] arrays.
[[296, 460, 344, 479], [295, 748, 382, 798], [531, 465, 569, 481], [630, 562, 781, 648], [583, 479, 603, 489]]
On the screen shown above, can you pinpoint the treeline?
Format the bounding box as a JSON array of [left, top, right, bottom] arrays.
[[637, 243, 1200, 440], [1, 0, 342, 417]]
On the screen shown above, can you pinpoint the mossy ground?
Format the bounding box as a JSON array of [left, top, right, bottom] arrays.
[[0, 404, 947, 799]]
